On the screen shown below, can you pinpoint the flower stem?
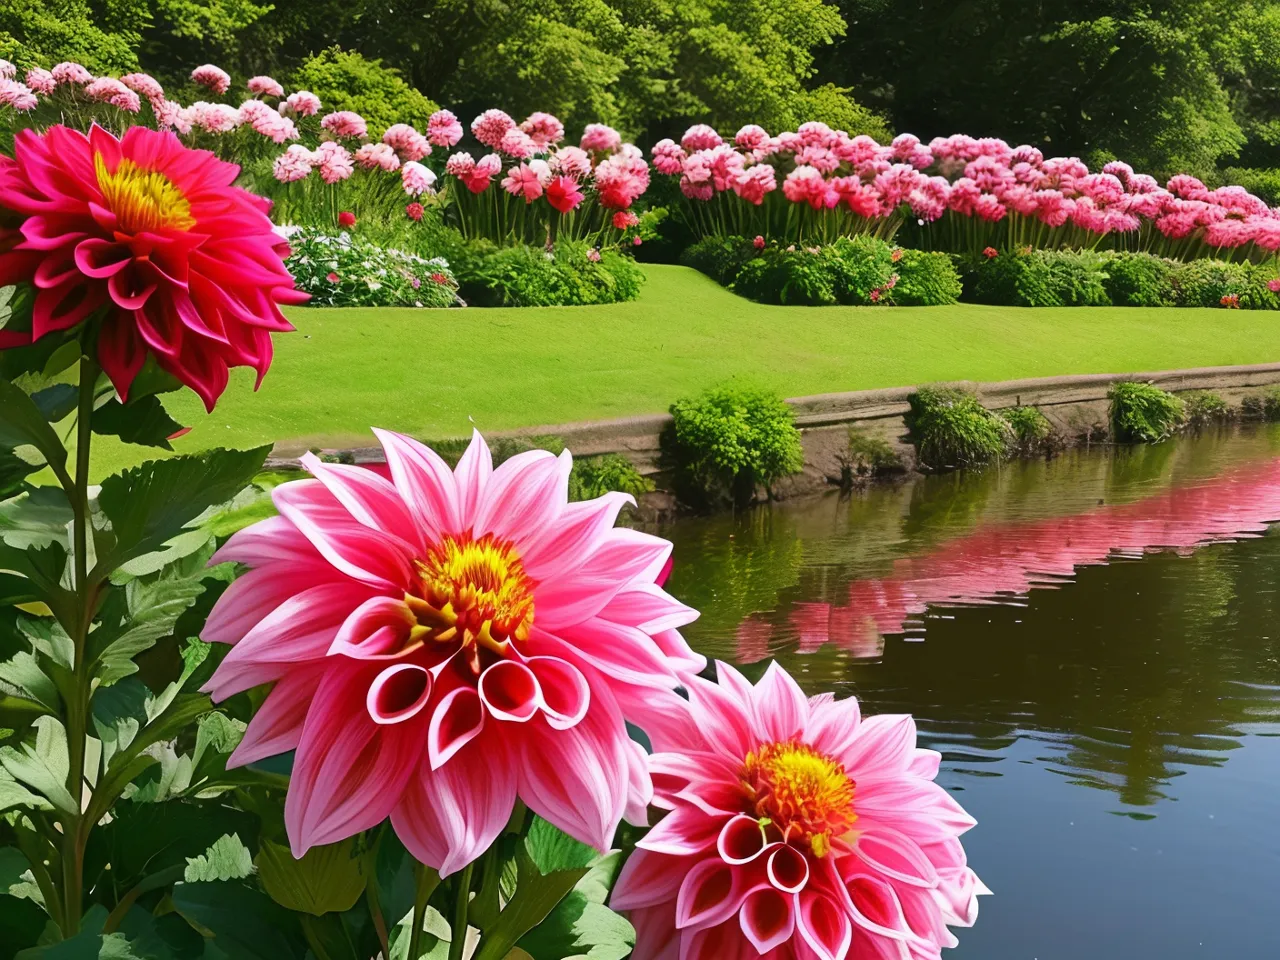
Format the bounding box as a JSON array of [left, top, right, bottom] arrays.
[[407, 862, 441, 960], [448, 863, 473, 960]]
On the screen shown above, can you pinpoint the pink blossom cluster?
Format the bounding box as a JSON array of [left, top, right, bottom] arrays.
[[191, 63, 231, 95], [52, 62, 93, 86], [427, 109, 464, 147], [184, 101, 241, 134], [320, 111, 368, 140], [83, 77, 142, 113], [247, 75, 284, 98], [356, 142, 401, 172], [382, 123, 432, 162], [283, 90, 322, 117], [120, 73, 164, 101], [653, 122, 1280, 256], [0, 78, 37, 112], [239, 98, 299, 143]]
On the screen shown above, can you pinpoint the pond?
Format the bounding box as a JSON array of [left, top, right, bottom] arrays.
[[658, 424, 1280, 959]]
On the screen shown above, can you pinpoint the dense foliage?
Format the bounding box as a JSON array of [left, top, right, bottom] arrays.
[[908, 387, 1012, 469], [1110, 381, 1188, 442], [285, 227, 461, 307]]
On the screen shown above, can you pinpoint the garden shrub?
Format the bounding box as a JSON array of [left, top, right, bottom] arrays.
[[680, 235, 757, 285], [1170, 259, 1252, 308], [285, 228, 460, 307], [1000, 405, 1054, 451], [291, 47, 438, 133], [668, 383, 805, 507], [1109, 382, 1186, 442], [1240, 388, 1280, 421], [569, 453, 655, 501], [839, 427, 903, 484], [907, 387, 1011, 470], [1240, 263, 1280, 310], [730, 237, 895, 306], [1219, 167, 1280, 207], [1102, 252, 1177, 307], [967, 250, 1061, 307], [892, 249, 962, 305], [1181, 391, 1232, 426], [823, 236, 896, 304], [465, 240, 645, 307], [1041, 250, 1111, 306]]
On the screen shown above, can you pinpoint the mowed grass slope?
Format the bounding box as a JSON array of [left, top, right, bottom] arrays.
[[93, 263, 1280, 477]]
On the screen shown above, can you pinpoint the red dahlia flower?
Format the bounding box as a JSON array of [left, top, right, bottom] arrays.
[[0, 124, 305, 410], [338, 210, 357, 228]]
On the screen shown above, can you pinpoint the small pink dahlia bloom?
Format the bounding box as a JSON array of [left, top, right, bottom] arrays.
[[498, 126, 538, 159], [356, 142, 401, 172], [25, 68, 55, 95], [0, 79, 38, 112], [314, 140, 355, 183], [552, 145, 592, 178], [650, 139, 686, 176], [0, 59, 14, 81], [203, 431, 704, 874], [321, 111, 368, 140], [248, 75, 284, 97], [472, 108, 516, 148], [284, 90, 322, 117], [503, 163, 544, 202], [614, 662, 986, 960], [52, 62, 93, 86], [84, 77, 141, 113], [120, 73, 164, 101], [382, 123, 431, 162], [273, 145, 313, 182], [581, 122, 622, 154], [427, 109, 464, 147], [401, 160, 437, 196], [191, 64, 231, 95], [521, 111, 565, 149], [681, 124, 723, 153]]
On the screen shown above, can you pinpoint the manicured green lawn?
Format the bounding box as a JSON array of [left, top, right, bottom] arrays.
[[92, 264, 1280, 478]]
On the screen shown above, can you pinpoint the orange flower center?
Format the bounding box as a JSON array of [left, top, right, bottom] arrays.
[[404, 533, 535, 672], [94, 154, 196, 234], [742, 741, 856, 858]]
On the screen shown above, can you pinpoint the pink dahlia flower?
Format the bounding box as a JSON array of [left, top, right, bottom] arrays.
[[382, 124, 431, 162], [314, 140, 355, 183], [84, 77, 141, 113], [248, 75, 284, 98], [24, 68, 55, 96], [546, 175, 584, 213], [187, 101, 240, 134], [191, 64, 230, 95], [284, 90, 322, 117], [552, 145, 592, 178], [273, 145, 314, 182], [783, 166, 832, 211], [498, 127, 537, 159], [356, 142, 401, 172], [503, 163, 544, 202], [594, 153, 650, 209], [0, 124, 303, 409], [472, 108, 517, 148], [248, 110, 299, 145], [650, 139, 686, 176], [0, 79, 38, 112], [613, 662, 986, 960], [734, 164, 777, 205], [0, 59, 13, 81], [427, 109, 464, 147], [797, 121, 837, 149], [521, 111, 565, 149], [1268, 278, 1280, 294], [401, 160, 437, 196], [581, 122, 622, 154], [321, 111, 368, 140], [681, 124, 723, 153], [612, 210, 640, 229], [153, 99, 190, 134], [734, 124, 769, 152], [445, 152, 476, 178], [202, 431, 703, 873], [52, 62, 93, 86], [120, 73, 164, 101]]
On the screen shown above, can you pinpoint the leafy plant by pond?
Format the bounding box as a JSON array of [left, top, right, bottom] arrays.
[[1182, 391, 1232, 427], [839, 427, 905, 484], [1110, 382, 1187, 442], [908, 387, 1012, 470], [1240, 387, 1280, 421], [668, 383, 805, 507], [1000, 405, 1055, 452]]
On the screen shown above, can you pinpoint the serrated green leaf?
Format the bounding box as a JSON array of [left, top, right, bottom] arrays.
[[91, 397, 183, 451], [92, 678, 150, 765], [516, 895, 634, 960], [525, 816, 598, 876], [0, 765, 52, 814], [256, 837, 366, 916], [0, 716, 74, 813], [0, 652, 59, 714], [30, 384, 78, 424], [571, 851, 624, 906], [17, 617, 73, 671], [0, 378, 67, 473], [0, 487, 72, 550], [14, 932, 147, 960], [94, 446, 271, 574], [190, 712, 244, 783], [183, 834, 254, 883], [90, 572, 207, 686]]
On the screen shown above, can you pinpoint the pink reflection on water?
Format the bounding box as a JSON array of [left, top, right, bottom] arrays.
[[752, 457, 1280, 661]]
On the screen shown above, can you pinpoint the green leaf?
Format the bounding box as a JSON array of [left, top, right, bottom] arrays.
[[91, 678, 150, 766], [256, 837, 367, 916], [171, 881, 305, 960], [0, 488, 73, 550], [91, 397, 183, 451], [0, 765, 52, 814], [14, 933, 148, 960], [183, 834, 254, 883], [190, 712, 244, 785], [0, 716, 75, 814], [95, 447, 270, 573], [90, 564, 209, 686], [0, 652, 59, 715], [30, 384, 78, 424], [0, 541, 77, 632], [525, 816, 598, 876], [17, 618, 73, 671], [516, 897, 634, 960], [0, 378, 67, 473], [0, 448, 41, 501]]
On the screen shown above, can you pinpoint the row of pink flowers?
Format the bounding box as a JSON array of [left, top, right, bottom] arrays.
[[654, 122, 1280, 255]]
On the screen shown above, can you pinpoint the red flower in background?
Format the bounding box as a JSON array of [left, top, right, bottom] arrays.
[[0, 124, 304, 410], [326, 272, 340, 283], [405, 202, 424, 221], [545, 176, 584, 214], [982, 246, 999, 259], [1221, 294, 1240, 309], [338, 210, 356, 228], [753, 234, 766, 250]]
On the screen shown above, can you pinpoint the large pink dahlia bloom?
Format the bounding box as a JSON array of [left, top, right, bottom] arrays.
[[613, 662, 986, 960], [202, 431, 705, 875], [0, 124, 304, 409]]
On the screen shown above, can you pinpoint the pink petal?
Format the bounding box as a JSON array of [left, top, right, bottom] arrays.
[[227, 662, 327, 766], [391, 734, 517, 877], [649, 752, 744, 816], [285, 662, 426, 855], [299, 452, 420, 542], [807, 695, 862, 763], [855, 779, 977, 843], [479, 660, 540, 722], [636, 804, 725, 858], [525, 656, 590, 729], [851, 825, 940, 889], [627, 903, 681, 960], [273, 480, 415, 589], [452, 430, 492, 520], [612, 848, 698, 911], [767, 845, 810, 894], [717, 814, 769, 865], [202, 564, 330, 646], [907, 749, 942, 780], [474, 448, 570, 545], [533, 528, 672, 630], [752, 661, 809, 743], [797, 890, 853, 960], [428, 686, 485, 770], [533, 618, 677, 690], [676, 858, 743, 931], [210, 514, 322, 568], [519, 490, 634, 578], [372, 428, 460, 543], [842, 715, 917, 776], [599, 583, 699, 634], [740, 887, 796, 954], [623, 737, 654, 826], [367, 663, 433, 724], [328, 595, 415, 658]]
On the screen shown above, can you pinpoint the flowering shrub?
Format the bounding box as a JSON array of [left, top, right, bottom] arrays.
[[654, 123, 1280, 262], [731, 236, 900, 306], [462, 238, 646, 306], [283, 227, 462, 306]]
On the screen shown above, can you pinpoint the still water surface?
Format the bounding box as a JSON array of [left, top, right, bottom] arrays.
[[659, 426, 1280, 959]]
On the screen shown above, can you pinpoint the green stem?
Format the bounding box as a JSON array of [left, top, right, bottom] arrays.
[[448, 863, 474, 960], [407, 862, 441, 960]]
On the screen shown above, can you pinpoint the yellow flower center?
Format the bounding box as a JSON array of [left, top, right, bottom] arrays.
[[742, 741, 856, 858], [404, 533, 535, 673], [94, 154, 196, 235]]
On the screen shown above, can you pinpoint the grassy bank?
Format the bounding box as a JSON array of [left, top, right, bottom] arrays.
[[92, 264, 1280, 478]]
